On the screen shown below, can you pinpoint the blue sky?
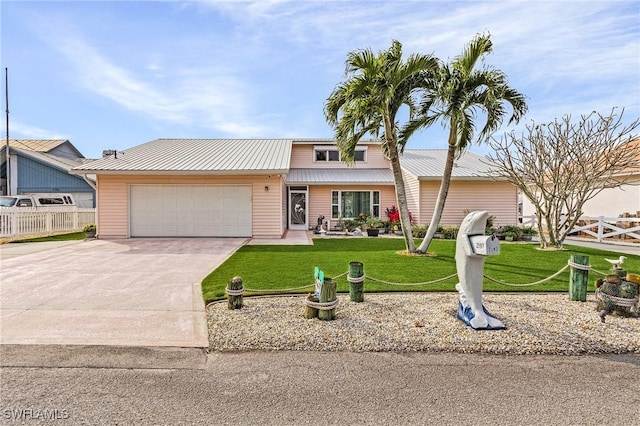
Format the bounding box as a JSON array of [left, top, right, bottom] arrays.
[[1, 0, 639, 159]]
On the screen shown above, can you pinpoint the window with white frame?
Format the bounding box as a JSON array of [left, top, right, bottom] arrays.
[[314, 146, 366, 162], [331, 190, 380, 219]]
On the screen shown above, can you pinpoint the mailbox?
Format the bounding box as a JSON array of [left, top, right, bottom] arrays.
[[469, 235, 500, 256]]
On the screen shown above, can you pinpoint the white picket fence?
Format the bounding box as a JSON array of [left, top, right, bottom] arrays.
[[521, 215, 640, 243], [0, 207, 96, 241]]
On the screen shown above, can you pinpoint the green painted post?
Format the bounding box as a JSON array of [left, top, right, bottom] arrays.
[[569, 255, 589, 302], [348, 261, 365, 302]]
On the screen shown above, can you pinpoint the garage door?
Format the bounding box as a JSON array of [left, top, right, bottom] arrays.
[[129, 184, 252, 237]]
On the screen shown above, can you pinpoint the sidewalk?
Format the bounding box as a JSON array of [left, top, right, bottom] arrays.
[[564, 237, 640, 255]]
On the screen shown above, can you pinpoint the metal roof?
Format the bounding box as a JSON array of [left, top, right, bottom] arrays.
[[7, 139, 70, 152], [71, 139, 292, 174], [400, 150, 496, 179], [286, 168, 394, 185]]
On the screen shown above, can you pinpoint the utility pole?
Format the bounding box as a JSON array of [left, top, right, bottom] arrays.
[[5, 67, 10, 196]]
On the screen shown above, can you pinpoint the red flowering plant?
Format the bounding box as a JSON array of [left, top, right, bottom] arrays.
[[386, 205, 414, 231], [386, 206, 400, 223]]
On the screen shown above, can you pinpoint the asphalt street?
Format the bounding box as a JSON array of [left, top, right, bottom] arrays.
[[2, 351, 639, 425]]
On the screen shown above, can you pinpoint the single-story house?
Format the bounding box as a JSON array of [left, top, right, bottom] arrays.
[[1, 139, 96, 207], [70, 138, 518, 238]]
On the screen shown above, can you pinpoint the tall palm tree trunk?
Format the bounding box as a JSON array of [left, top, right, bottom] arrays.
[[417, 125, 457, 253], [388, 146, 416, 252]]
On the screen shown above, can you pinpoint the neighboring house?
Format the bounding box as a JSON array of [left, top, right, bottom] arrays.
[[1, 139, 96, 207], [70, 138, 518, 239], [521, 138, 640, 219]]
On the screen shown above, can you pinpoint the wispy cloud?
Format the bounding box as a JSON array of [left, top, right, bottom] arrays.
[[5, 0, 637, 155], [6, 121, 68, 140], [196, 1, 639, 120], [39, 24, 272, 136]]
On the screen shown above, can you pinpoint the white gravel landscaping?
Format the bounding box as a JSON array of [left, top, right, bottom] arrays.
[[206, 293, 639, 355]]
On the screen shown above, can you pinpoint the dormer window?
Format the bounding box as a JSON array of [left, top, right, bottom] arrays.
[[314, 146, 366, 162]]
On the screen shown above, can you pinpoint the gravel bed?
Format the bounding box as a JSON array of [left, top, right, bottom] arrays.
[[206, 293, 640, 355]]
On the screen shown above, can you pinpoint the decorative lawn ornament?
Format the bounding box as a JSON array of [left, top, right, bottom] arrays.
[[605, 256, 627, 269], [455, 211, 506, 330], [596, 273, 639, 322]]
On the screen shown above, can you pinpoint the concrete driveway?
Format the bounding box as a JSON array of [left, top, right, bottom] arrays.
[[0, 238, 246, 348]]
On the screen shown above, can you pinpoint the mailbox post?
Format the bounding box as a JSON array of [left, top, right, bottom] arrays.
[[455, 211, 506, 330]]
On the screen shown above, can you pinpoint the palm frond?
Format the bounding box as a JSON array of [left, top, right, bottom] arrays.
[[453, 32, 493, 76]]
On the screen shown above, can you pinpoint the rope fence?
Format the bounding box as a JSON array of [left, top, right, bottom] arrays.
[[227, 265, 575, 296], [224, 258, 634, 296], [221, 256, 638, 319], [304, 298, 340, 311]]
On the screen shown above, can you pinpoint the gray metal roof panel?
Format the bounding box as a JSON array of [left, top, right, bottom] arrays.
[[400, 150, 495, 179], [71, 139, 292, 173], [285, 168, 394, 184]]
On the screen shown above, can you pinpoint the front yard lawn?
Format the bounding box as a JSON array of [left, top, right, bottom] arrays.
[[13, 232, 86, 243], [201, 238, 639, 303]]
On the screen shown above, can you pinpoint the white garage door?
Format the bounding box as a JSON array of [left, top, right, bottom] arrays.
[[130, 184, 252, 237]]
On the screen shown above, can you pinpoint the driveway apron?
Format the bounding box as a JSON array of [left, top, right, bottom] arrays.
[[0, 238, 246, 348]]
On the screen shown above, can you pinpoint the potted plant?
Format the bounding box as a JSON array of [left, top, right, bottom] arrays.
[[357, 213, 368, 231], [520, 226, 538, 241], [343, 219, 360, 232], [83, 223, 96, 239], [503, 231, 515, 241], [365, 216, 384, 237]]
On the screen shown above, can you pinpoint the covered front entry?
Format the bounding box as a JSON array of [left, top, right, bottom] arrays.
[[288, 186, 308, 230], [129, 184, 252, 237]]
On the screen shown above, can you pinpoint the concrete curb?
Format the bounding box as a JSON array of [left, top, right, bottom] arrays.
[[0, 344, 207, 370]]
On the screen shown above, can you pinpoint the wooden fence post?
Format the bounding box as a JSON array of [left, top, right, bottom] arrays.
[[569, 255, 589, 302], [318, 278, 337, 321], [226, 276, 244, 310], [305, 294, 319, 319], [348, 261, 365, 302]]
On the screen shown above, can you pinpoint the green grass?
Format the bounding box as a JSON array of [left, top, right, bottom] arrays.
[[15, 232, 86, 243], [201, 238, 639, 303]]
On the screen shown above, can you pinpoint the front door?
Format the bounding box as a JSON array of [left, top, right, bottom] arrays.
[[289, 188, 307, 230]]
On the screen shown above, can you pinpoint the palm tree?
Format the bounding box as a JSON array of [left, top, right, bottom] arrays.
[[325, 40, 439, 252], [401, 33, 527, 253]]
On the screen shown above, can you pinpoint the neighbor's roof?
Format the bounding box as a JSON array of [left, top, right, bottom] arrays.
[[286, 168, 394, 185], [1, 145, 96, 182], [71, 139, 293, 174], [400, 150, 496, 180], [7, 139, 70, 152]]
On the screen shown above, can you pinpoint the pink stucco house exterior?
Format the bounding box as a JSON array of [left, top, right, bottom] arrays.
[[71, 138, 518, 239]]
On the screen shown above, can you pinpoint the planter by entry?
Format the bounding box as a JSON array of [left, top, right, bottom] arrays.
[[366, 228, 379, 237]]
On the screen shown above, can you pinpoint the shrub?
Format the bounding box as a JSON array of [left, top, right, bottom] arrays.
[[343, 219, 360, 231], [502, 225, 523, 241], [443, 226, 459, 239], [412, 224, 428, 238], [365, 216, 385, 229]]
